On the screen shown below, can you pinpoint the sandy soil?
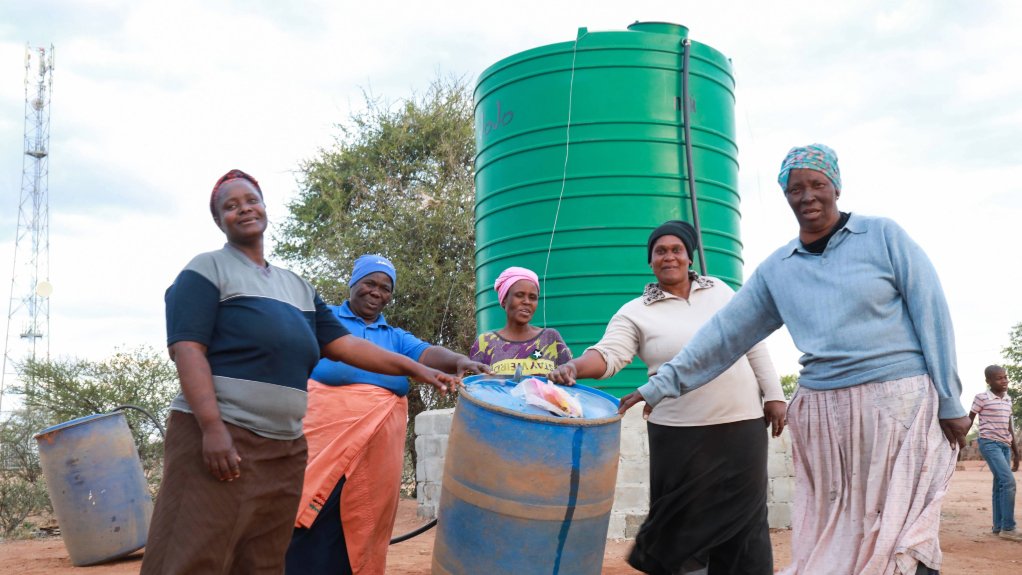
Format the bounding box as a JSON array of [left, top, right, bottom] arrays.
[[1, 460, 1020, 574]]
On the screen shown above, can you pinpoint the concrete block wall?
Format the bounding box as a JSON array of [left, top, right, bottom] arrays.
[[414, 407, 795, 537], [767, 429, 796, 530], [414, 408, 454, 519], [607, 408, 651, 539]]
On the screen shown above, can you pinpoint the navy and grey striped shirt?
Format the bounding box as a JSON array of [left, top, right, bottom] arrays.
[[165, 245, 349, 439]]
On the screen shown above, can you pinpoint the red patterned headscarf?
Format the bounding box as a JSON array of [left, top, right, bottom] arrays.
[[210, 169, 263, 220]]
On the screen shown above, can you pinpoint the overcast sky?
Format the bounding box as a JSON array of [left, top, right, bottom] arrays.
[[1, 0, 1020, 410]]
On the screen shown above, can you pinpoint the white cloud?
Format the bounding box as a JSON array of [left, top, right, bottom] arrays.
[[0, 0, 1019, 407]]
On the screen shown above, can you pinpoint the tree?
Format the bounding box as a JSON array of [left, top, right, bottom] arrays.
[[14, 346, 179, 495], [1000, 321, 1022, 428], [0, 408, 51, 537], [275, 76, 476, 359], [780, 373, 799, 400], [274, 76, 477, 492]]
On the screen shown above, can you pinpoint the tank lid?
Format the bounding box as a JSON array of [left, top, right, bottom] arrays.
[[627, 21, 689, 38]]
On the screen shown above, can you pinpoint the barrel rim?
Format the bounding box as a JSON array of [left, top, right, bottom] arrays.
[[460, 375, 622, 426], [34, 410, 123, 439]]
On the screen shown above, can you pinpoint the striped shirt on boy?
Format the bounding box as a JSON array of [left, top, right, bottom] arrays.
[[971, 390, 1014, 444]]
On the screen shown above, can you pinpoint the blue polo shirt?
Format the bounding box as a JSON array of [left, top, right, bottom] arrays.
[[309, 301, 430, 396]]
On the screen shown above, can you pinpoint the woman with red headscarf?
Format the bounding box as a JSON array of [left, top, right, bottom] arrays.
[[141, 170, 458, 575], [468, 266, 572, 376]]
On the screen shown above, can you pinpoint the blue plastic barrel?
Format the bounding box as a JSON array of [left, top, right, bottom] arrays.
[[34, 411, 153, 566], [432, 376, 621, 575]]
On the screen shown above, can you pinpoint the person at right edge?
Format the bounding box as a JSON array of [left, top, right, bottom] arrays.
[[619, 143, 971, 575], [970, 365, 1021, 541]]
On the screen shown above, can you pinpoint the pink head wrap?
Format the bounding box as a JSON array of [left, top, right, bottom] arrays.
[[494, 266, 540, 305]]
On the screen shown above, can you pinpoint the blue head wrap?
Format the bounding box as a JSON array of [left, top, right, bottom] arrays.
[[349, 254, 396, 289], [777, 143, 841, 191]]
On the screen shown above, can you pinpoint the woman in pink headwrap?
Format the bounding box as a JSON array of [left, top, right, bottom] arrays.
[[468, 266, 572, 376]]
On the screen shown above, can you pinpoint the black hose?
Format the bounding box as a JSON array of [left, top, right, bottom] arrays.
[[111, 404, 166, 439], [681, 38, 708, 275], [389, 518, 437, 544]]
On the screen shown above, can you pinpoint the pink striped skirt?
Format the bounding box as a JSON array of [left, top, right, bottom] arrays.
[[780, 375, 957, 575]]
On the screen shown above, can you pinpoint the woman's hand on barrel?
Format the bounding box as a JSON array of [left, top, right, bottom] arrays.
[[455, 357, 491, 377], [617, 390, 646, 416], [201, 422, 242, 481], [763, 400, 787, 437], [412, 364, 461, 394], [547, 362, 577, 386]]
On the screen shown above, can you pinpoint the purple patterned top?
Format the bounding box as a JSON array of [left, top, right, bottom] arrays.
[[468, 329, 573, 376]]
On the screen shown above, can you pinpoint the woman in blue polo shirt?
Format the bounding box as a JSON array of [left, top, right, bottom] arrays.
[[286, 254, 488, 575]]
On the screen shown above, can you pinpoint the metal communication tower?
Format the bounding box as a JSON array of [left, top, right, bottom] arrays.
[[1, 45, 54, 415]]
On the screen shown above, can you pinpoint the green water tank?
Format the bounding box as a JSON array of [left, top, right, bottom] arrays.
[[474, 22, 740, 397]]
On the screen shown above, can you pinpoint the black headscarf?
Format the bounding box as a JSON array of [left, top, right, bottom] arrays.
[[647, 220, 698, 263]]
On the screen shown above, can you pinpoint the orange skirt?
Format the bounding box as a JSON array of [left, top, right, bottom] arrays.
[[295, 381, 407, 575]]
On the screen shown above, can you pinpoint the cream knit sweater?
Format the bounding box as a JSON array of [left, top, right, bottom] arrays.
[[589, 277, 785, 427]]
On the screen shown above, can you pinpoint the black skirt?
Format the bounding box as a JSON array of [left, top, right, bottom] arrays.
[[627, 417, 772, 575]]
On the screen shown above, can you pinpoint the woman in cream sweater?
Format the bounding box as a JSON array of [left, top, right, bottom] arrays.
[[549, 220, 785, 575]]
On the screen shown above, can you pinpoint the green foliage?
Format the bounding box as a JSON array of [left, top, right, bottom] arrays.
[[274, 76, 476, 358], [275, 75, 477, 495], [1000, 322, 1022, 428], [0, 409, 52, 538], [13, 346, 179, 496], [780, 373, 799, 400], [0, 474, 49, 539], [0, 408, 49, 483]]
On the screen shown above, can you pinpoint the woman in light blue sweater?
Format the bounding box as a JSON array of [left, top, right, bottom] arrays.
[[619, 144, 971, 575]]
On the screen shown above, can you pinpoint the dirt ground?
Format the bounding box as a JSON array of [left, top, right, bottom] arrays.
[[2, 460, 1021, 574]]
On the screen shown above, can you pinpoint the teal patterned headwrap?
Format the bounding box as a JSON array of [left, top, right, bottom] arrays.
[[777, 143, 841, 191]]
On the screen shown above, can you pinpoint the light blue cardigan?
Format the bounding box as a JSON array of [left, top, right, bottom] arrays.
[[639, 213, 967, 419]]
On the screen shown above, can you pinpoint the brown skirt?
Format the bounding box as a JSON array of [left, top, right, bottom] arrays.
[[140, 411, 307, 575]]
